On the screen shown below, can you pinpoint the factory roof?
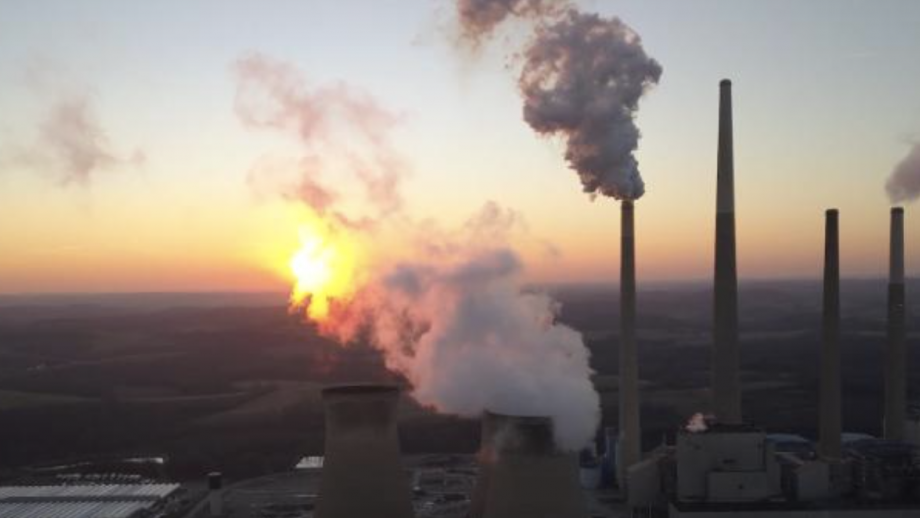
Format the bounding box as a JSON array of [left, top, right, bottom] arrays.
[[0, 500, 150, 518], [0, 484, 180, 501], [0, 484, 181, 518]]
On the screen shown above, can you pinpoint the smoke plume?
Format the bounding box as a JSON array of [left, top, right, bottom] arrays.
[[685, 412, 710, 433], [7, 93, 143, 185], [319, 207, 600, 450], [233, 52, 405, 222], [886, 143, 920, 204], [235, 52, 600, 450], [456, 0, 558, 44], [456, 1, 661, 200]]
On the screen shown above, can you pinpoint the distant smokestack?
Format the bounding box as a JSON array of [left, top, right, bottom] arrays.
[[315, 385, 413, 518], [884, 207, 907, 440], [207, 471, 223, 517], [713, 79, 742, 424], [618, 200, 641, 484], [819, 209, 842, 458], [470, 412, 588, 518]]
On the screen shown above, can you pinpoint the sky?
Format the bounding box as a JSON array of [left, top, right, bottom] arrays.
[[1, 0, 919, 294]]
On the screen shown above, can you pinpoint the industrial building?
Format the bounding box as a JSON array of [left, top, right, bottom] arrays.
[[0, 483, 182, 518], [195, 80, 917, 518], [620, 80, 920, 517]]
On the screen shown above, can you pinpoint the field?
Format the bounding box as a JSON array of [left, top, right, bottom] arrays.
[[0, 280, 917, 481]]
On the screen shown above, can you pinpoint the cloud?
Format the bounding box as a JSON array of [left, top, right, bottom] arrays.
[[5, 92, 142, 186], [233, 52, 405, 218]]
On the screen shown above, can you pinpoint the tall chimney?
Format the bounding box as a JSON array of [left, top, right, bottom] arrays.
[[315, 385, 414, 518], [819, 209, 842, 458], [713, 79, 742, 424], [470, 412, 588, 518], [618, 200, 641, 485], [884, 207, 907, 440]]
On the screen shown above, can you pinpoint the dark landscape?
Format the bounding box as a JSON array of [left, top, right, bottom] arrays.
[[1, 280, 917, 483]]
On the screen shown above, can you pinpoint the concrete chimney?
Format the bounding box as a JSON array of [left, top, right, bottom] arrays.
[[314, 385, 414, 518], [470, 412, 588, 518], [819, 209, 842, 458], [884, 207, 907, 440], [207, 471, 223, 517], [618, 199, 641, 485], [713, 79, 742, 424]]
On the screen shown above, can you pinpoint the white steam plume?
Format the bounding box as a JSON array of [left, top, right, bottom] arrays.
[[4, 92, 144, 186], [886, 143, 920, 204], [233, 52, 405, 224], [320, 206, 600, 450], [456, 0, 558, 44], [234, 53, 601, 450], [456, 2, 661, 200]]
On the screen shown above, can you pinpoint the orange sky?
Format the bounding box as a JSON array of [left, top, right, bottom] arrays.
[[1, 1, 918, 294]]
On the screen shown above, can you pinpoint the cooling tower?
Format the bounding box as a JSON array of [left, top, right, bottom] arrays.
[[470, 412, 588, 518], [819, 209, 842, 458], [884, 207, 907, 441], [618, 200, 641, 485], [314, 384, 414, 518], [713, 79, 742, 424]]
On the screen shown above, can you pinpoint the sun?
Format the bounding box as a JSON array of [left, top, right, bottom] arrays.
[[288, 222, 357, 321]]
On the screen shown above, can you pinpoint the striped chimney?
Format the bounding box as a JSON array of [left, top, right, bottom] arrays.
[[713, 79, 742, 424], [618, 200, 641, 485], [884, 207, 907, 440], [819, 209, 842, 458]]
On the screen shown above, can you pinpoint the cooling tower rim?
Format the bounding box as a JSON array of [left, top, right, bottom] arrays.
[[322, 383, 400, 399]]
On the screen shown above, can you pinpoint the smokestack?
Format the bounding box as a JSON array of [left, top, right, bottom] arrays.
[[713, 79, 742, 424], [470, 412, 588, 518], [207, 471, 223, 517], [618, 200, 641, 484], [315, 385, 414, 518], [819, 209, 842, 458], [884, 207, 907, 440]]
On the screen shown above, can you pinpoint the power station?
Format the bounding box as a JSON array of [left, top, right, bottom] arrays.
[[230, 80, 916, 518], [623, 80, 919, 517]]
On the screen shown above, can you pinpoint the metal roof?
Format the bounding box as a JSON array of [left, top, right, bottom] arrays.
[[0, 501, 149, 518], [0, 484, 181, 518], [0, 484, 180, 501]]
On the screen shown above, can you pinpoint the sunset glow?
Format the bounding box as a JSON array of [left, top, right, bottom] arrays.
[[287, 220, 359, 321], [0, 1, 918, 295]]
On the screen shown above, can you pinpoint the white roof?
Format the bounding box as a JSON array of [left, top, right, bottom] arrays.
[[0, 501, 149, 518], [295, 456, 324, 469], [0, 484, 180, 501]]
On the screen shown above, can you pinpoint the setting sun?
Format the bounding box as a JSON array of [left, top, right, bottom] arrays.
[[288, 221, 358, 321]]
